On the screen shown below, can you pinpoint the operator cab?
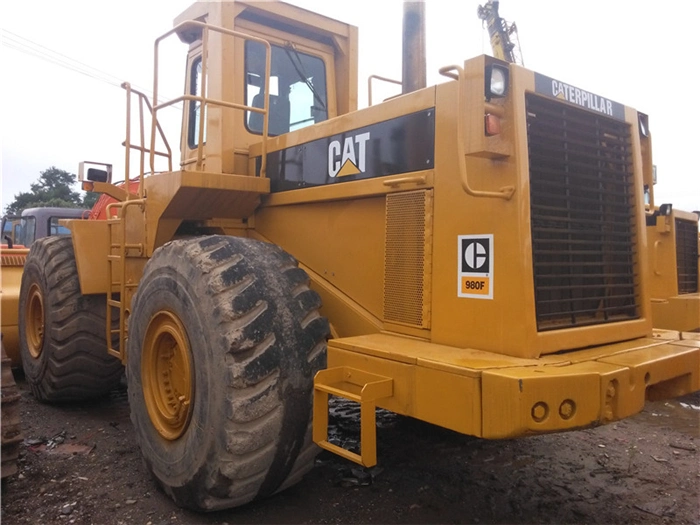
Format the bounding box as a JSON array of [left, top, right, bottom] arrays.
[[174, 1, 357, 175]]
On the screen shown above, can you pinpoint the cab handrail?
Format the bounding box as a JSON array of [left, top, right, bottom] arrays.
[[152, 21, 272, 179]]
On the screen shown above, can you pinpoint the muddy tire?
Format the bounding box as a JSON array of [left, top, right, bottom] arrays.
[[1, 340, 22, 479], [18, 236, 123, 402], [126, 236, 329, 511]]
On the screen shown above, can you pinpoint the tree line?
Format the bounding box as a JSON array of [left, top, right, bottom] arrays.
[[3, 167, 99, 216]]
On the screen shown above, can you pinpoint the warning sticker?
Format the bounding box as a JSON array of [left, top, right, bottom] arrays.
[[458, 235, 493, 299]]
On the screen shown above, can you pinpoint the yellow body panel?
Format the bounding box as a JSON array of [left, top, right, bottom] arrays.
[[651, 295, 700, 332], [71, 220, 110, 295], [646, 208, 700, 331], [0, 248, 28, 366], [324, 332, 699, 440]]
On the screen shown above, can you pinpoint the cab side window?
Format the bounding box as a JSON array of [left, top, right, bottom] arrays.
[[49, 217, 72, 236], [245, 41, 328, 136], [188, 57, 205, 148], [20, 216, 36, 247]]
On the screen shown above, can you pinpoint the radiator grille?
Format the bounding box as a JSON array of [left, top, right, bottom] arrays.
[[384, 190, 432, 328], [526, 94, 639, 331], [676, 218, 699, 294]]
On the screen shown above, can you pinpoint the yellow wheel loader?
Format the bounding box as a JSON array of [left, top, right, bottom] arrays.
[[18, 0, 700, 512], [646, 204, 699, 332]]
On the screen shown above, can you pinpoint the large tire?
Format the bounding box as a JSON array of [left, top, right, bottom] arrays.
[[18, 236, 123, 401], [127, 235, 329, 511]]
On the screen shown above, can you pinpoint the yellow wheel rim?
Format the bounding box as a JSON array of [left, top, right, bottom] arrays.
[[26, 283, 45, 359], [142, 310, 194, 440]]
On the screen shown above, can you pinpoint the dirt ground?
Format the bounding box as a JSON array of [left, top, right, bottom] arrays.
[[1, 371, 698, 525]]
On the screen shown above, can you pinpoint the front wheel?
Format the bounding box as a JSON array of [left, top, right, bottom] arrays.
[[127, 236, 329, 511]]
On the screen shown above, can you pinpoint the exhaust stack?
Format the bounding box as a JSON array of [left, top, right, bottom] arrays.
[[402, 1, 426, 94]]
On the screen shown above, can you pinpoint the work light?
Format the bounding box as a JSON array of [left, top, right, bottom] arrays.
[[486, 64, 509, 100]]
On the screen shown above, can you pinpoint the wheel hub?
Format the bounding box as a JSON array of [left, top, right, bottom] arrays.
[[142, 311, 194, 440], [25, 283, 45, 359]]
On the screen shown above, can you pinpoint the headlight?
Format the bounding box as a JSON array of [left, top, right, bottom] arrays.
[[485, 64, 509, 100]]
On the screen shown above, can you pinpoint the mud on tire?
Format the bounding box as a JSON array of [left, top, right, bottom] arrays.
[[19, 236, 124, 402], [126, 235, 329, 511]]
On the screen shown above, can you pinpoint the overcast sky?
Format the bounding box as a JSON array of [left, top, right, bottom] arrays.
[[2, 0, 698, 213]]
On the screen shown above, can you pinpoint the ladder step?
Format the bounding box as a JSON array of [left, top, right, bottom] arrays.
[[314, 383, 362, 403], [107, 300, 122, 308], [314, 367, 393, 402], [313, 366, 393, 468]]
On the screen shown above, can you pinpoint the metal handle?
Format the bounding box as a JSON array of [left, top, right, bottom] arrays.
[[382, 174, 427, 187], [438, 65, 514, 200]]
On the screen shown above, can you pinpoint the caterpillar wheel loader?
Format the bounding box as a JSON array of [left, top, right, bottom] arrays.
[[646, 204, 700, 332], [18, 0, 700, 512]]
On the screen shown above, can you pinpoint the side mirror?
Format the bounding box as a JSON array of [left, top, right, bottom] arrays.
[[78, 161, 112, 184], [87, 168, 109, 183]]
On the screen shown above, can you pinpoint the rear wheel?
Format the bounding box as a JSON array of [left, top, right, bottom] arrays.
[[18, 236, 123, 401], [127, 235, 329, 511]]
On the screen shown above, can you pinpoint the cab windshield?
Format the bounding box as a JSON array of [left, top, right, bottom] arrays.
[[244, 41, 328, 136]]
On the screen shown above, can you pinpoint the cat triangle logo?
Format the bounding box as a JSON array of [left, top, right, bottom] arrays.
[[328, 131, 370, 178], [337, 160, 360, 177]]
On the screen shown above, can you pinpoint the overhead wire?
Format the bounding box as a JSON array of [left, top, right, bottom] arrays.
[[1, 28, 183, 182], [0, 29, 183, 110]]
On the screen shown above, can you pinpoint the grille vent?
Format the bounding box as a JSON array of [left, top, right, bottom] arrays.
[[384, 190, 432, 328], [676, 218, 699, 294], [526, 94, 639, 331]]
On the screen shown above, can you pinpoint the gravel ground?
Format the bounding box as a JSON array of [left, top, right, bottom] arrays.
[[1, 372, 698, 525]]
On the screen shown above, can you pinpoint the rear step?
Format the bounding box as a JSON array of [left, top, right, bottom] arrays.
[[313, 366, 393, 467]]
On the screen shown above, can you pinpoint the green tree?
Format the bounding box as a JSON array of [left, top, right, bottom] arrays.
[[83, 191, 100, 209], [3, 166, 97, 215]]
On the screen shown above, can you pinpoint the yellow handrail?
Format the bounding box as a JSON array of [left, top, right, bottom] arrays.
[[121, 82, 172, 199], [367, 74, 402, 106], [152, 21, 272, 178], [439, 64, 515, 200]]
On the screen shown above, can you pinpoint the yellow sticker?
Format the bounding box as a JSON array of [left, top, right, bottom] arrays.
[[461, 277, 490, 295]]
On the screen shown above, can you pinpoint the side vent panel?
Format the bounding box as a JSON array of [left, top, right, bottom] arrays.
[[383, 190, 433, 329]]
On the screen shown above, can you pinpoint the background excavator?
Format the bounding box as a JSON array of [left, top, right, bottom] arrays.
[[477, 0, 523, 65]]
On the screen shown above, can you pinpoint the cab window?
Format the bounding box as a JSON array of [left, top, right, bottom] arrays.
[[187, 57, 205, 148], [20, 216, 36, 247], [245, 41, 328, 136], [2, 217, 17, 244], [49, 217, 72, 236]]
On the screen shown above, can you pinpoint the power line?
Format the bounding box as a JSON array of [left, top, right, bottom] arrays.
[[1, 29, 183, 110]]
